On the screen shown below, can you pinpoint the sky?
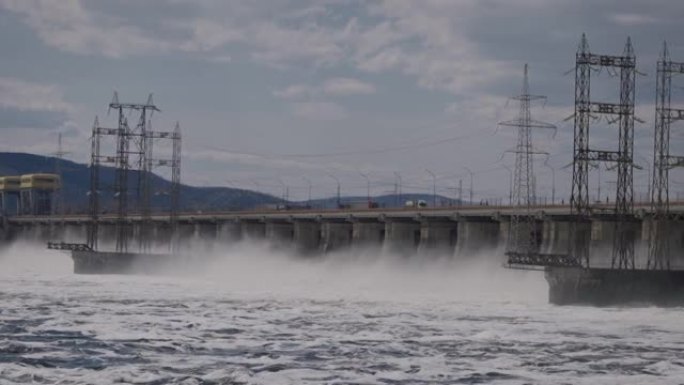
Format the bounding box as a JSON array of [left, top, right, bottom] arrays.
[[1, 0, 684, 203]]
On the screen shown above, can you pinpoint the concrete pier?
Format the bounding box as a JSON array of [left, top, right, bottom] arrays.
[[352, 219, 385, 249], [217, 221, 242, 242], [241, 220, 266, 240], [383, 219, 421, 255], [265, 221, 294, 245], [418, 219, 458, 254], [456, 218, 500, 256], [293, 220, 321, 253], [539, 219, 572, 255], [320, 221, 352, 252], [195, 222, 218, 241]]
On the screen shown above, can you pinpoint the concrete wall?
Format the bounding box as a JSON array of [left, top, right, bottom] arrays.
[[265, 221, 294, 245], [384, 220, 421, 255], [320, 222, 352, 252], [241, 221, 266, 240], [217, 222, 241, 243], [352, 220, 385, 249], [539, 219, 572, 255], [580, 219, 642, 268], [642, 219, 684, 270], [293, 220, 321, 253], [418, 219, 457, 254], [456, 219, 500, 256]]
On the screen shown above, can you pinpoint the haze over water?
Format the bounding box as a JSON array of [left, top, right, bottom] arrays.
[[1, 240, 683, 384]]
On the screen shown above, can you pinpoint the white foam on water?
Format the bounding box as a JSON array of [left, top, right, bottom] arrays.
[[0, 239, 683, 384]]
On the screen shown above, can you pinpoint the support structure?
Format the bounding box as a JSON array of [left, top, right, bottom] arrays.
[[86, 93, 181, 254], [500, 64, 555, 261], [570, 34, 636, 269], [169, 122, 182, 252], [649, 42, 684, 270], [53, 133, 67, 217], [87, 117, 101, 250]]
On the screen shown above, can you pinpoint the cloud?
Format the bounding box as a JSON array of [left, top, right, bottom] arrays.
[[322, 78, 375, 96], [4, 0, 684, 200], [273, 77, 375, 101], [272, 84, 317, 100], [0, 77, 83, 160], [0, 0, 174, 58], [0, 77, 74, 113], [0, 108, 67, 129], [609, 13, 659, 26], [350, 0, 517, 96], [292, 101, 347, 121], [0, 1, 517, 98]]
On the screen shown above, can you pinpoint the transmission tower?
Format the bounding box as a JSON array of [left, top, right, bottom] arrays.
[[170, 122, 182, 252], [570, 34, 636, 268], [87, 117, 102, 250], [500, 64, 555, 260], [649, 42, 684, 270], [87, 93, 180, 254], [52, 133, 68, 217]]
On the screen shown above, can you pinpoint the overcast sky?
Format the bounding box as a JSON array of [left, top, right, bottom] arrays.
[[1, 0, 684, 203]]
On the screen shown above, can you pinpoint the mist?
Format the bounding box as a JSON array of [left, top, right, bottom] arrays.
[[0, 237, 548, 306]]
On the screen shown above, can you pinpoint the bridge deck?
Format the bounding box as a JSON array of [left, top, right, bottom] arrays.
[[6, 202, 683, 224]]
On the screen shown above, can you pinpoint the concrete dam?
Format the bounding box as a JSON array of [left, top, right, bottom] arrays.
[[7, 203, 684, 270]]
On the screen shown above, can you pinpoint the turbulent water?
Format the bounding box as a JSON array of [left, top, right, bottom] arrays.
[[1, 241, 683, 384]]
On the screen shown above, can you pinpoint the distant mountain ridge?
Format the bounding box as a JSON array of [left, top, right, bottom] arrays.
[[0, 152, 458, 213], [0, 152, 281, 213]]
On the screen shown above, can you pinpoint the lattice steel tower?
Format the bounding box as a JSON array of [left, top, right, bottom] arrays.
[[87, 93, 181, 254], [649, 42, 684, 270], [500, 64, 555, 259], [570, 34, 636, 268]]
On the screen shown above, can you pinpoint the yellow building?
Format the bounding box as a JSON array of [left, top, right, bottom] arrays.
[[0, 176, 21, 191], [20, 173, 61, 190]]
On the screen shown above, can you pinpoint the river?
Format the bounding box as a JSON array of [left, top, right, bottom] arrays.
[[1, 240, 682, 384]]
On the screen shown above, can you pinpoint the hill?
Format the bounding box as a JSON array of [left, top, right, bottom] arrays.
[[0, 152, 460, 213], [0, 152, 281, 213]]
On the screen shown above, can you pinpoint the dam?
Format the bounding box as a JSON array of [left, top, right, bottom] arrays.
[[5, 202, 684, 269]]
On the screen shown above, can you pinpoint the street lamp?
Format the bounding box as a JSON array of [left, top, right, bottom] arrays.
[[543, 163, 555, 205], [393, 172, 402, 207], [276, 178, 288, 202], [458, 179, 463, 207], [327, 173, 341, 208], [634, 154, 652, 203], [302, 177, 312, 206], [359, 172, 371, 207], [463, 167, 474, 204], [502, 165, 513, 205], [425, 169, 436, 207]]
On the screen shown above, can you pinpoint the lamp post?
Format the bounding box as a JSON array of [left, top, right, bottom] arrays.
[[359, 172, 371, 207], [425, 169, 436, 207], [502, 165, 513, 205], [276, 178, 288, 202], [302, 177, 312, 206], [634, 154, 652, 204], [327, 173, 341, 208], [458, 179, 463, 207], [393, 172, 402, 207], [463, 167, 474, 204], [544, 163, 555, 205]]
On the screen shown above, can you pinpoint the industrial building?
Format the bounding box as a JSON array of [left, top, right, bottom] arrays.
[[0, 173, 60, 216]]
